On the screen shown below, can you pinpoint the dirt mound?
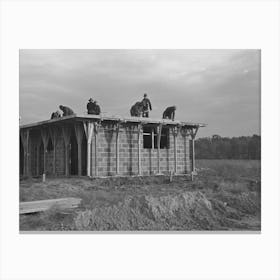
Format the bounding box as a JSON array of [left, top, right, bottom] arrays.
[[74, 191, 220, 231]]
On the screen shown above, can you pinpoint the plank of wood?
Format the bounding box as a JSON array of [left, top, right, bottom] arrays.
[[20, 197, 82, 214]]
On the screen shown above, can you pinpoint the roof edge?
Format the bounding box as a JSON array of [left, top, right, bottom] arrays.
[[19, 114, 207, 130]]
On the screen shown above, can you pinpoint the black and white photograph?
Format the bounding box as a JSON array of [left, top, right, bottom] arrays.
[[19, 49, 261, 232], [1, 0, 280, 279]]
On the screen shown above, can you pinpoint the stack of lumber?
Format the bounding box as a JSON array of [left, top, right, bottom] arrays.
[[20, 197, 82, 214]]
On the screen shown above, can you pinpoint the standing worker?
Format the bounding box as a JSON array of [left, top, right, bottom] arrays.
[[87, 98, 101, 115], [141, 93, 152, 118], [87, 98, 95, 114]]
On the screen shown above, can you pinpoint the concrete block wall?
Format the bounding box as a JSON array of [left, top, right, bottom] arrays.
[[91, 124, 117, 176], [90, 123, 191, 176], [26, 121, 192, 177]]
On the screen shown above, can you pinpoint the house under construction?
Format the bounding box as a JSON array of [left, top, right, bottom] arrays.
[[19, 115, 205, 177]]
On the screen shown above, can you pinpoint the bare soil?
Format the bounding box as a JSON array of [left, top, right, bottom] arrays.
[[20, 160, 261, 231]]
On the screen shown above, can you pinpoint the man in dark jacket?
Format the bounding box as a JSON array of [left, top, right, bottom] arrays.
[[141, 93, 152, 118], [59, 105, 74, 116], [87, 98, 95, 114], [87, 98, 101, 115]]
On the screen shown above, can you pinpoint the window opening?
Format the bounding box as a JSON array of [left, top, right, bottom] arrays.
[[143, 126, 169, 149]]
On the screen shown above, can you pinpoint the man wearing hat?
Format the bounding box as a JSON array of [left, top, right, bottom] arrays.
[[141, 93, 152, 118], [87, 98, 101, 115]]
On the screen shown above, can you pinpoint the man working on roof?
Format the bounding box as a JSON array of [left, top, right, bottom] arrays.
[[163, 106, 176, 121], [87, 98, 101, 115], [59, 105, 74, 116], [51, 110, 61, 119], [141, 93, 152, 118]]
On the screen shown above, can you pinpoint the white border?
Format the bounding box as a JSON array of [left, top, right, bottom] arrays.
[[1, 1, 280, 279]]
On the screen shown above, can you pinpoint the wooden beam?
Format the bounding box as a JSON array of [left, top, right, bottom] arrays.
[[36, 142, 40, 176], [74, 123, 84, 176], [83, 122, 88, 139], [20, 197, 82, 214], [20, 113, 206, 130], [20, 129, 30, 176], [157, 123, 162, 174], [83, 121, 94, 177], [40, 128, 50, 175], [88, 122, 94, 177], [173, 127, 178, 174], [181, 128, 190, 174], [94, 122, 100, 176], [190, 127, 199, 174], [115, 123, 120, 175], [49, 127, 59, 175], [33, 134, 42, 176], [62, 126, 72, 176], [137, 124, 142, 175], [151, 128, 154, 150]]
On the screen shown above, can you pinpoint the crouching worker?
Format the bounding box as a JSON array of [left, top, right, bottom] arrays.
[[87, 98, 101, 115], [50, 111, 61, 119], [163, 106, 176, 121], [59, 105, 75, 116]]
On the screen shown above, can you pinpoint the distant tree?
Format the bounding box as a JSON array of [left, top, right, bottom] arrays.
[[195, 135, 261, 159]]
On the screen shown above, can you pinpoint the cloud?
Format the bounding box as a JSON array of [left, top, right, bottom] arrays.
[[19, 49, 260, 137]]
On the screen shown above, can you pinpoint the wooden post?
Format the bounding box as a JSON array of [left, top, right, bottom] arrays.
[[115, 123, 120, 175], [36, 142, 40, 175], [74, 123, 84, 176], [173, 126, 178, 174], [157, 123, 162, 174], [20, 129, 30, 176], [137, 124, 142, 175], [62, 126, 71, 176], [33, 134, 42, 176], [181, 127, 189, 174], [83, 121, 94, 177], [49, 127, 59, 175], [94, 122, 100, 176], [41, 128, 49, 175], [190, 127, 199, 174]]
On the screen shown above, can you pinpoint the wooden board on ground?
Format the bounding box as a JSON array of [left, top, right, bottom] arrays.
[[20, 197, 82, 214]]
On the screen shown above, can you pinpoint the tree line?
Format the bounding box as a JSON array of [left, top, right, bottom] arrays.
[[195, 135, 261, 159]]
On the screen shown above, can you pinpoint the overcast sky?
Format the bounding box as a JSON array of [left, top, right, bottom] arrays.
[[19, 49, 260, 138]]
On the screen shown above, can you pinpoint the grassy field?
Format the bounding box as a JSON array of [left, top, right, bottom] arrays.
[[20, 159, 261, 231]]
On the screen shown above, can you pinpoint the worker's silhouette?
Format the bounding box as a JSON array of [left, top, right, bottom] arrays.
[[59, 105, 74, 116], [141, 93, 152, 118], [163, 106, 176, 121], [87, 98, 101, 115]]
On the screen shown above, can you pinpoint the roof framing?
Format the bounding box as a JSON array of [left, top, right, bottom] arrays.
[[19, 114, 206, 130]]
